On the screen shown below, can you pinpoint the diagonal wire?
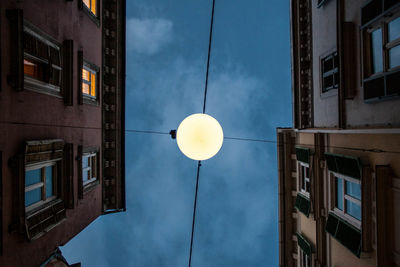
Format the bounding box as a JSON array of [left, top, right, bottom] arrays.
[[202, 0, 216, 114], [189, 161, 202, 267], [190, 1, 216, 266], [125, 129, 400, 155]]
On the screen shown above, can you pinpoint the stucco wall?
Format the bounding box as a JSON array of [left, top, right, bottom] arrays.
[[343, 0, 400, 128], [312, 0, 339, 128]]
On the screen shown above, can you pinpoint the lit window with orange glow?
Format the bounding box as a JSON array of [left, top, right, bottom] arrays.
[[83, 0, 97, 16], [82, 67, 97, 99]]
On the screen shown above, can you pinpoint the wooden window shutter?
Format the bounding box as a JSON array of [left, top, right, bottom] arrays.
[[343, 22, 356, 99], [361, 0, 382, 26], [26, 199, 66, 240], [6, 9, 24, 91], [296, 232, 312, 256], [63, 143, 74, 209], [8, 153, 26, 234], [296, 147, 310, 164], [325, 212, 362, 257], [294, 193, 310, 217], [324, 153, 362, 179], [78, 145, 83, 199], [78, 51, 83, 105], [63, 40, 74, 106], [25, 140, 64, 164], [361, 166, 373, 252]]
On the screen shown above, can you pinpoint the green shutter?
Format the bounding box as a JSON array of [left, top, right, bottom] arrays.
[[294, 193, 310, 217], [325, 213, 362, 257], [296, 233, 312, 256], [296, 147, 310, 164], [324, 153, 361, 179]]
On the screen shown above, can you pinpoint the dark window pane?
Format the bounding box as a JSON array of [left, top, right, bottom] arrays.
[[49, 46, 61, 67], [364, 76, 384, 99], [323, 75, 334, 90], [50, 68, 61, 86], [334, 72, 339, 87], [371, 28, 383, 74], [386, 71, 400, 95], [385, 0, 399, 10], [346, 181, 361, 200], [336, 177, 343, 210], [23, 32, 37, 55], [36, 40, 49, 60], [362, 0, 383, 25], [389, 17, 400, 42], [323, 57, 334, 72], [389, 45, 400, 69]]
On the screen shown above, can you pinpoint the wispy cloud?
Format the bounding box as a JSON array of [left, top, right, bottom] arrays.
[[127, 18, 173, 55]]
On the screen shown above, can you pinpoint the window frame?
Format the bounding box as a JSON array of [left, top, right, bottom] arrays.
[[23, 21, 63, 98], [331, 172, 362, 229], [78, 146, 100, 198], [82, 152, 98, 187], [320, 51, 339, 94], [362, 7, 400, 101], [80, 59, 100, 105], [299, 248, 312, 267], [25, 160, 59, 214], [10, 139, 70, 240], [299, 162, 311, 198], [79, 0, 100, 27]]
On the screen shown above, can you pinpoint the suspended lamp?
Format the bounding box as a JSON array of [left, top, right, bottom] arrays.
[[175, 113, 223, 161]]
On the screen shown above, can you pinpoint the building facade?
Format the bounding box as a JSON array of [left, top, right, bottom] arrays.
[[279, 0, 400, 266], [0, 0, 125, 266]]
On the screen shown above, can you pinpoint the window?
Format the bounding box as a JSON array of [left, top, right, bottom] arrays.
[[300, 163, 311, 197], [301, 250, 312, 267], [82, 152, 97, 187], [324, 152, 368, 257], [23, 25, 62, 96], [25, 161, 58, 212], [362, 4, 400, 101], [334, 174, 361, 227], [78, 147, 99, 198], [80, 0, 99, 26], [297, 232, 313, 267], [82, 66, 97, 99], [11, 140, 70, 240], [388, 17, 400, 69], [79, 56, 99, 105], [83, 0, 97, 16], [321, 52, 339, 93]]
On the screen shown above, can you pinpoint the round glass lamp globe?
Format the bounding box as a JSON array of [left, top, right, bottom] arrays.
[[176, 113, 224, 161]]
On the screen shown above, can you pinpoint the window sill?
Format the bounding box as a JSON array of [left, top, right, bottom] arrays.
[[83, 96, 99, 106], [317, 0, 331, 8], [24, 76, 62, 98], [81, 4, 100, 27], [321, 87, 338, 99], [332, 208, 361, 230], [83, 179, 100, 194]]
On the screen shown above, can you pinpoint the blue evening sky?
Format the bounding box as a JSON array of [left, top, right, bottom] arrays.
[[62, 1, 292, 266]]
